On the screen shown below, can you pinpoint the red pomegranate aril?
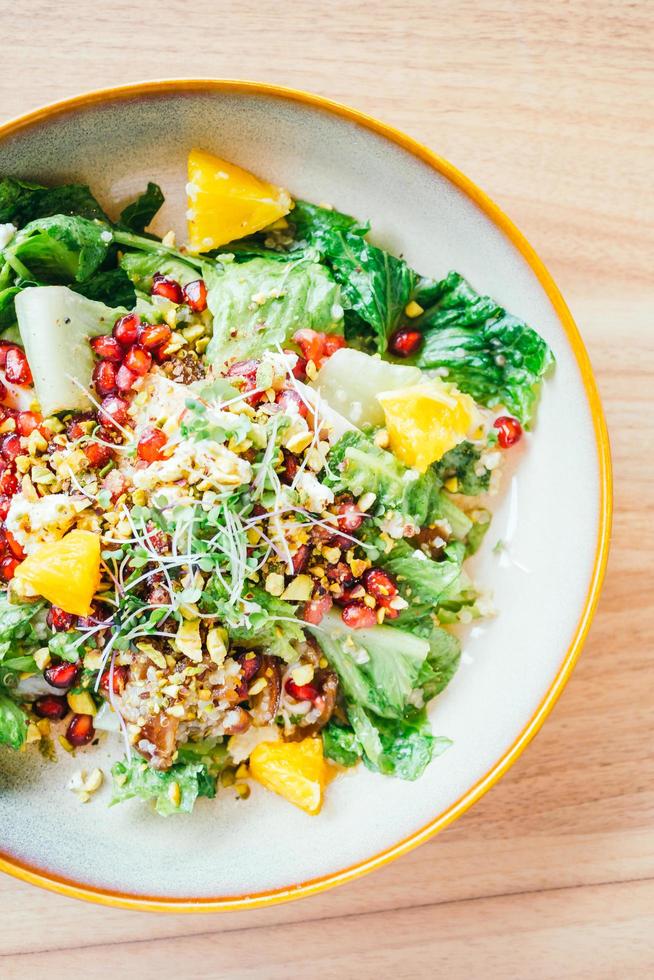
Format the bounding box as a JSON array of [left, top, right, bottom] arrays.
[[335, 500, 364, 533], [66, 713, 95, 746], [291, 544, 311, 574], [0, 555, 19, 581], [285, 678, 319, 702], [226, 359, 259, 381], [4, 347, 32, 385], [182, 278, 207, 312], [0, 469, 18, 496], [4, 530, 25, 560], [0, 495, 9, 521], [139, 322, 172, 350], [276, 388, 308, 417], [33, 695, 68, 720], [322, 334, 346, 357], [99, 396, 129, 429], [0, 342, 20, 368], [115, 364, 137, 392], [151, 274, 183, 304], [362, 567, 398, 601], [1, 434, 23, 462], [494, 415, 523, 449], [286, 350, 307, 380], [341, 600, 378, 629], [44, 662, 80, 690], [15, 411, 42, 437], [123, 345, 152, 376], [302, 593, 333, 625], [293, 328, 324, 365], [137, 426, 167, 462], [83, 441, 112, 468], [92, 360, 117, 396], [100, 664, 128, 696], [90, 335, 124, 362], [389, 328, 423, 358], [47, 606, 75, 631], [113, 313, 141, 345]]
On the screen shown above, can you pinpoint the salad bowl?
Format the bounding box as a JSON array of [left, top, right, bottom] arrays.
[[0, 80, 611, 911]]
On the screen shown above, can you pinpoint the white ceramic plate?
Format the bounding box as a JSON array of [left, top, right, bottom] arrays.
[[0, 81, 611, 911]]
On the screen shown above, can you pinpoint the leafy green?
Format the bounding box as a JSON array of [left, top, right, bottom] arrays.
[[202, 581, 303, 661], [322, 721, 362, 767], [413, 272, 554, 423], [120, 249, 201, 292], [48, 630, 83, 664], [7, 215, 112, 284], [465, 511, 492, 555], [176, 737, 229, 778], [119, 182, 164, 234], [0, 691, 27, 750], [290, 201, 415, 352], [348, 703, 451, 780], [111, 757, 216, 816], [0, 285, 21, 330], [434, 441, 490, 496], [0, 177, 109, 226], [205, 254, 343, 369], [73, 267, 136, 308], [417, 627, 461, 701], [380, 539, 462, 606], [0, 596, 45, 662], [325, 431, 439, 526]]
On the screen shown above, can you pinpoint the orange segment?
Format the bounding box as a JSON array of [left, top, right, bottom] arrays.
[[14, 529, 101, 616], [187, 148, 292, 252], [249, 737, 327, 815], [377, 381, 479, 472]]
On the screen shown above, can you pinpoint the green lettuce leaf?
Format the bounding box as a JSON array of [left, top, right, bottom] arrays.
[[379, 539, 462, 606], [434, 441, 491, 496], [417, 627, 461, 701], [0, 690, 27, 750], [413, 271, 554, 424], [205, 254, 343, 369], [7, 215, 111, 284], [322, 721, 362, 768], [0, 596, 45, 662], [0, 178, 109, 226], [73, 267, 136, 308], [348, 703, 451, 780], [119, 182, 165, 234], [111, 757, 216, 816], [120, 249, 202, 292]]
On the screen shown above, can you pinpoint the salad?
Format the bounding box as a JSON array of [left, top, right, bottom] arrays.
[[0, 150, 553, 816]]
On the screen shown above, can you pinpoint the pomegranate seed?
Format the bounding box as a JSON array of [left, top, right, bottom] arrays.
[[4, 347, 33, 385], [0, 343, 20, 368], [341, 600, 377, 629], [44, 662, 80, 689], [226, 359, 259, 382], [389, 328, 422, 358], [151, 274, 183, 304], [151, 341, 173, 363], [292, 544, 311, 574], [0, 495, 9, 520], [284, 349, 307, 380], [322, 334, 346, 357], [90, 335, 123, 361], [293, 328, 324, 365], [113, 313, 141, 346], [0, 380, 6, 399], [92, 360, 117, 396], [139, 322, 171, 350], [137, 426, 167, 462], [335, 500, 365, 533], [99, 396, 129, 429], [4, 530, 25, 560], [363, 567, 398, 601], [494, 415, 523, 449], [333, 581, 365, 606], [115, 363, 137, 392], [0, 555, 19, 580], [83, 441, 112, 469], [66, 713, 95, 746], [123, 345, 152, 376], [0, 469, 18, 496], [99, 664, 128, 696], [285, 678, 319, 702], [1, 434, 23, 462], [182, 279, 207, 312], [15, 411, 42, 437], [47, 606, 75, 631], [34, 695, 68, 720], [302, 592, 333, 625], [276, 388, 308, 417]]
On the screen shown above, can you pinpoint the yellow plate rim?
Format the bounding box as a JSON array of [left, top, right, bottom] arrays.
[[0, 78, 612, 913]]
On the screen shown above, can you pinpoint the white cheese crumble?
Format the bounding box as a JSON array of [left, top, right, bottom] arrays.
[[6, 493, 90, 553], [0, 223, 17, 249], [295, 472, 334, 514]]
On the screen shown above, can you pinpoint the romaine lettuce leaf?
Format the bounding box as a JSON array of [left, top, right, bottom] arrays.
[[119, 182, 164, 234], [348, 703, 451, 780], [7, 215, 111, 284], [417, 627, 461, 701], [0, 690, 27, 750], [0, 177, 109, 226], [0, 596, 45, 662], [205, 254, 343, 369], [413, 271, 554, 424], [434, 441, 491, 496], [111, 757, 216, 816], [322, 721, 362, 768]]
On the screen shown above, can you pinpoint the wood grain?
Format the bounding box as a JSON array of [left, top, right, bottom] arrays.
[[0, 1, 652, 976]]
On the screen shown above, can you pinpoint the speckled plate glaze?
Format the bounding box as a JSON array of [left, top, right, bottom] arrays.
[[0, 80, 611, 911]]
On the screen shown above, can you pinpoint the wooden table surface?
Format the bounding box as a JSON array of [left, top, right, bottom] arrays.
[[0, 1, 651, 977]]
